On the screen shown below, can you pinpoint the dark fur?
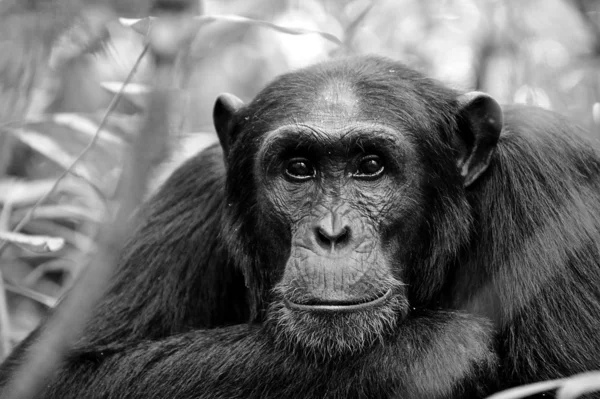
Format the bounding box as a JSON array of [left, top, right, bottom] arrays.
[[1, 56, 600, 398], [19, 312, 496, 399]]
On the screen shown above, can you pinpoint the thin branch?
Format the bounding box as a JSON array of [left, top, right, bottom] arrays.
[[0, 268, 10, 359], [3, 283, 56, 308]]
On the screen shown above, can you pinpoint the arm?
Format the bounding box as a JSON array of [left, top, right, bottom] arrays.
[[31, 312, 497, 399]]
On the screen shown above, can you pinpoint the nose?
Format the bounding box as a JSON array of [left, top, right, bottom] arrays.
[[314, 214, 351, 251]]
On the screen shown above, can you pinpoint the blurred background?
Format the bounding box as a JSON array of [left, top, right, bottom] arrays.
[[0, 0, 598, 358]]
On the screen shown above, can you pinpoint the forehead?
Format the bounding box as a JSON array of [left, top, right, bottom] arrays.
[[265, 80, 400, 145], [306, 80, 361, 129], [270, 77, 376, 138], [241, 57, 459, 143]]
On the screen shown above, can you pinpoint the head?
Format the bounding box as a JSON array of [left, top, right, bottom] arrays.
[[213, 56, 502, 358]]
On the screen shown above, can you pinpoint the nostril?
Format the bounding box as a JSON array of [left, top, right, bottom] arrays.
[[316, 228, 331, 247], [336, 227, 349, 246], [315, 226, 350, 249]]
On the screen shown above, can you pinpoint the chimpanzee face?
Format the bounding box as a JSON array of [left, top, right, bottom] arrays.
[[253, 91, 421, 356], [214, 58, 502, 357]]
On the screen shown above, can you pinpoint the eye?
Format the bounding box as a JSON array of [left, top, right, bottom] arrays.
[[355, 155, 384, 178], [285, 158, 315, 181]]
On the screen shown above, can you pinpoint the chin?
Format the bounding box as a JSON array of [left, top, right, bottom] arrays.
[[265, 292, 409, 360]]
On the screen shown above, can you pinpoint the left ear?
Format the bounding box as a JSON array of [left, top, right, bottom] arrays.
[[455, 91, 503, 187], [213, 93, 245, 157]]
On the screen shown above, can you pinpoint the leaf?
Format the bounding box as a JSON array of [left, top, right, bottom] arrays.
[[0, 179, 56, 207], [5, 122, 125, 193], [50, 113, 125, 146], [120, 17, 152, 35], [0, 231, 65, 253], [120, 14, 342, 46], [10, 204, 103, 224], [486, 379, 567, 399], [0, 177, 107, 212], [100, 81, 151, 96], [100, 82, 150, 110], [556, 371, 600, 399], [10, 128, 95, 183], [22, 220, 95, 252], [3, 283, 57, 308]]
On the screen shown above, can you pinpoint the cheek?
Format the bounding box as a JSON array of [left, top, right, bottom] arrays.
[[258, 181, 317, 227], [345, 172, 420, 219], [376, 182, 425, 243]]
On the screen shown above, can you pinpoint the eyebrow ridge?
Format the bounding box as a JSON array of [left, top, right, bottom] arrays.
[[263, 123, 399, 145]]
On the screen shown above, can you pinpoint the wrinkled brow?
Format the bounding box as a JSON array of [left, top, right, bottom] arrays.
[[260, 123, 404, 159]]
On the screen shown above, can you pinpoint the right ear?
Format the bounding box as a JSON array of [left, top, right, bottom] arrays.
[[455, 92, 503, 187], [213, 93, 244, 156]]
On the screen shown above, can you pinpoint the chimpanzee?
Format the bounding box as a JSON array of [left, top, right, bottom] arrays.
[[1, 55, 600, 399]]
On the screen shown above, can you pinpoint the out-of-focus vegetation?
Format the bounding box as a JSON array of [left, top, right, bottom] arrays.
[[1, 0, 600, 397]]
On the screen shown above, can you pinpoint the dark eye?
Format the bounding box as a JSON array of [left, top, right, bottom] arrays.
[[285, 158, 315, 180], [355, 155, 384, 178]]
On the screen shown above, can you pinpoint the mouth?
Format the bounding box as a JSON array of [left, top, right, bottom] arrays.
[[284, 289, 393, 312]]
